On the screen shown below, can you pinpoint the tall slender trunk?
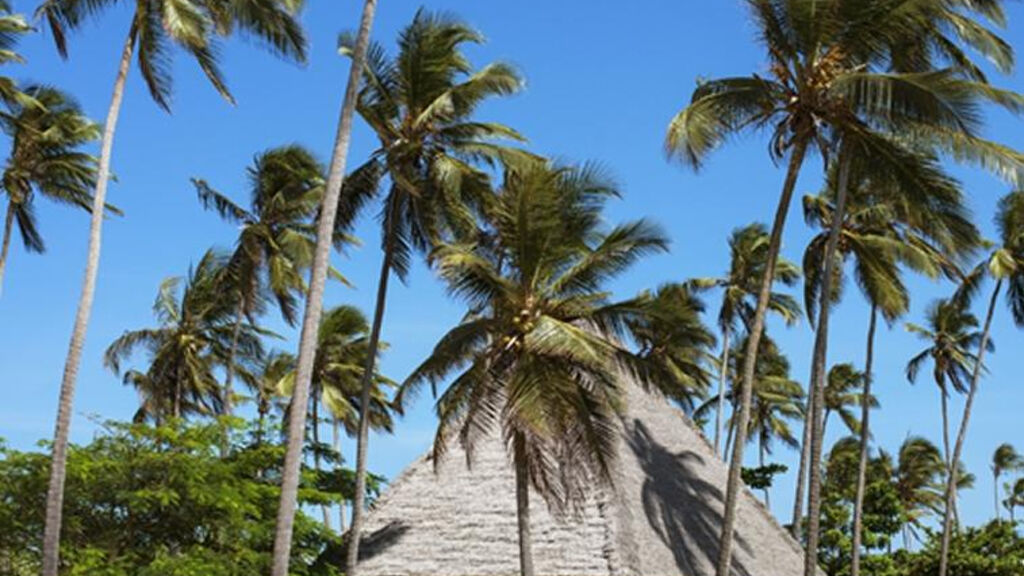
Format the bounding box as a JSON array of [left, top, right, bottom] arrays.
[[938, 279, 1001, 576], [41, 25, 136, 576], [760, 435, 770, 507], [174, 373, 182, 418], [224, 300, 245, 415], [716, 137, 809, 576], [269, 2, 377, 574], [257, 402, 267, 447], [333, 417, 345, 533], [791, 376, 815, 540], [850, 305, 878, 576], [311, 390, 331, 530], [994, 472, 1001, 521], [345, 233, 394, 575], [714, 329, 731, 457], [803, 148, 852, 576], [514, 434, 535, 576], [0, 201, 14, 295], [724, 397, 737, 459]]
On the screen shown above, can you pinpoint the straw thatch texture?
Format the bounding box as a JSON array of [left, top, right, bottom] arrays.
[[352, 382, 808, 576]]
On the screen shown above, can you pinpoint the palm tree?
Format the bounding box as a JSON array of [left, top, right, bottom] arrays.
[[0, 85, 103, 294], [801, 161, 980, 572], [822, 363, 871, 439], [992, 443, 1023, 520], [300, 305, 395, 530], [36, 1, 306, 572], [893, 436, 945, 548], [906, 297, 988, 549], [686, 223, 800, 456], [626, 282, 718, 414], [936, 190, 1024, 575], [1005, 478, 1024, 523], [664, 3, 1023, 570], [738, 337, 803, 508], [250, 350, 294, 446], [269, 1, 375, 572], [104, 249, 264, 422], [402, 158, 667, 576], [0, 1, 31, 105], [194, 145, 342, 414], [334, 11, 526, 574]]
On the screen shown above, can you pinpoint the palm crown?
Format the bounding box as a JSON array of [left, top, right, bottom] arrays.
[[38, 0, 307, 110], [403, 158, 668, 512], [338, 9, 526, 276], [104, 249, 264, 421], [0, 85, 103, 290]]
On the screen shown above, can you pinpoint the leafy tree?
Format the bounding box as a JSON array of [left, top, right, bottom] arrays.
[[818, 438, 903, 576], [104, 249, 264, 422], [686, 223, 800, 455], [905, 521, 1024, 576], [194, 145, 350, 414], [0, 85, 104, 293], [991, 444, 1023, 520], [34, 0, 307, 571], [0, 418, 383, 576], [333, 11, 526, 573], [402, 158, 667, 576]]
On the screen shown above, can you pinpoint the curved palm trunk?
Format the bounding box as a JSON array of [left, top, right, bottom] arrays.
[[791, 382, 815, 540], [0, 201, 15, 295], [938, 279, 1002, 576], [514, 433, 535, 576], [804, 149, 852, 576], [41, 23, 136, 576], [345, 234, 394, 575], [714, 329, 731, 457], [850, 305, 878, 576], [716, 137, 809, 576], [269, 2, 377, 574]]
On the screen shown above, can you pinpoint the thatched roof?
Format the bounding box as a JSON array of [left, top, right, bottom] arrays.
[[351, 382, 809, 576]]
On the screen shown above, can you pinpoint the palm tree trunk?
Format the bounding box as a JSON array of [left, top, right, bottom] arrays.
[[995, 471, 1001, 521], [311, 391, 332, 530], [333, 417, 345, 533], [0, 201, 15, 295], [716, 136, 809, 576], [760, 435, 770, 507], [224, 300, 245, 415], [850, 305, 878, 576], [345, 233, 394, 575], [714, 329, 731, 457], [938, 279, 1001, 576], [41, 21, 137, 576], [268, 2, 377, 574], [804, 147, 853, 576], [791, 379, 816, 540], [514, 433, 536, 576]]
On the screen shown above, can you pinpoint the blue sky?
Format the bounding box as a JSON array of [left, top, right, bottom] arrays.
[[1, 0, 1022, 531]]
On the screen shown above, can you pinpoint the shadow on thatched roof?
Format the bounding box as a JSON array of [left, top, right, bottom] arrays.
[[343, 381, 810, 576]]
